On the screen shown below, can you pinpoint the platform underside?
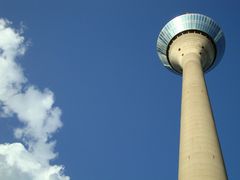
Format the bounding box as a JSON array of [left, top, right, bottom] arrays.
[[167, 30, 216, 74]]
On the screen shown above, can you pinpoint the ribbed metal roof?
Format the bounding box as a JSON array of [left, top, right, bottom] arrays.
[[157, 13, 225, 74]]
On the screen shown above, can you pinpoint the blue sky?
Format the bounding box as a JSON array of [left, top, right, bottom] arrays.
[[0, 0, 239, 179]]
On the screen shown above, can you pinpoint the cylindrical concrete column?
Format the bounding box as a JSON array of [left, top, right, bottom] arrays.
[[178, 53, 227, 180]]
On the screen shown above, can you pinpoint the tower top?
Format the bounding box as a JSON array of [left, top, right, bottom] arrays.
[[157, 13, 225, 74]]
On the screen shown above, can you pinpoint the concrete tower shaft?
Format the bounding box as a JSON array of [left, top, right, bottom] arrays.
[[156, 13, 227, 180], [171, 33, 227, 180]]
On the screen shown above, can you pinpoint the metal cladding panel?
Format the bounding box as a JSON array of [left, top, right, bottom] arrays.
[[157, 13, 225, 74]]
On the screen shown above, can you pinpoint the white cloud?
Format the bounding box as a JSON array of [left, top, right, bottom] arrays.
[[0, 143, 69, 180], [0, 19, 70, 180]]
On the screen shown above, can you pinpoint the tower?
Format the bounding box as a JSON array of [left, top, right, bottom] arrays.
[[157, 13, 227, 180]]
